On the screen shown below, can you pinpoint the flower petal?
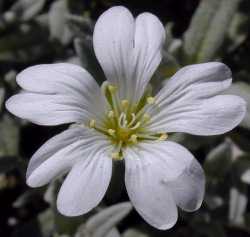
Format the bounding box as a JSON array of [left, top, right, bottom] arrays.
[[57, 144, 112, 216], [124, 141, 205, 229], [166, 156, 205, 212], [6, 63, 105, 125], [27, 126, 109, 187], [147, 62, 246, 135], [131, 13, 166, 102], [93, 6, 165, 102]]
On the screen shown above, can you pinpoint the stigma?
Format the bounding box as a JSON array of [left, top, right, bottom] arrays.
[[88, 83, 168, 160]]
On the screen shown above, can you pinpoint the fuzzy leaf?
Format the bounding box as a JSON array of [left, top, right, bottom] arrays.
[[183, 0, 241, 63], [0, 88, 5, 111], [0, 114, 19, 157], [226, 82, 250, 129], [204, 140, 232, 178], [49, 0, 71, 44], [75, 202, 132, 237], [123, 229, 149, 237], [74, 38, 105, 83], [241, 169, 250, 184], [229, 187, 247, 225], [11, 0, 46, 20]]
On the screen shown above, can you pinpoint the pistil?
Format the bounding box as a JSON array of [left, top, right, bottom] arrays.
[[89, 82, 168, 160]]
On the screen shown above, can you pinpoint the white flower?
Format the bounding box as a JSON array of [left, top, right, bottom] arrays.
[[6, 6, 246, 230]]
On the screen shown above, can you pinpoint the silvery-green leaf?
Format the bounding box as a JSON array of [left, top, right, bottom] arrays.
[[241, 169, 250, 184], [44, 181, 58, 205], [164, 22, 182, 57], [123, 229, 149, 237], [43, 179, 83, 235], [86, 202, 132, 237], [53, 234, 70, 237], [105, 228, 121, 237], [204, 195, 223, 210], [226, 82, 250, 129], [183, 0, 241, 63], [49, 0, 71, 44], [75, 202, 132, 237], [0, 114, 19, 157], [67, 14, 94, 38], [183, 0, 219, 60], [4, 70, 18, 90], [227, 13, 248, 52], [13, 190, 37, 208], [66, 56, 82, 66], [74, 38, 88, 68], [38, 209, 54, 237], [164, 22, 174, 49], [0, 88, 5, 111], [74, 38, 105, 83], [153, 50, 180, 84], [229, 187, 247, 225], [11, 0, 46, 21], [197, 0, 241, 62], [204, 140, 232, 178]]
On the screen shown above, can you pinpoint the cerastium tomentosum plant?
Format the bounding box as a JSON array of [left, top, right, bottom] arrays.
[[6, 6, 246, 230]]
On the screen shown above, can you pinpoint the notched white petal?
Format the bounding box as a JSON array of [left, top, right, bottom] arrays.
[[124, 141, 205, 229], [124, 143, 179, 230], [6, 63, 105, 125], [166, 158, 205, 212], [147, 62, 246, 135], [26, 126, 108, 188], [93, 6, 165, 103], [6, 93, 89, 126], [56, 147, 112, 216]]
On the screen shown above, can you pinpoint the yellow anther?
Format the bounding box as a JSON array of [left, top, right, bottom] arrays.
[[89, 119, 96, 128], [130, 121, 141, 130], [108, 129, 116, 137], [108, 85, 117, 93], [108, 110, 115, 118], [129, 134, 138, 144], [121, 99, 129, 109], [142, 113, 151, 122], [158, 133, 168, 141], [111, 152, 122, 160], [147, 96, 155, 104]]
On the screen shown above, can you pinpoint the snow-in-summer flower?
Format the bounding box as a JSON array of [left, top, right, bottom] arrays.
[[6, 6, 246, 230]]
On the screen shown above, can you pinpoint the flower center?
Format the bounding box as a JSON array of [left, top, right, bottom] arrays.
[[88, 82, 167, 160]]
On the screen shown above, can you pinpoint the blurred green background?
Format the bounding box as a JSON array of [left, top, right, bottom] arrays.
[[1, 0, 250, 236]]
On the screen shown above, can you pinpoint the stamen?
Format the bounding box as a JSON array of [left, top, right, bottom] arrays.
[[127, 113, 136, 127], [147, 96, 155, 105], [108, 110, 115, 118], [111, 152, 122, 160], [158, 133, 168, 141], [121, 100, 129, 110], [108, 129, 116, 137], [89, 119, 110, 135], [119, 112, 127, 128], [129, 134, 138, 144], [107, 84, 120, 116], [89, 119, 96, 128], [130, 121, 141, 130], [137, 133, 158, 140], [108, 85, 117, 93], [142, 113, 151, 123]]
